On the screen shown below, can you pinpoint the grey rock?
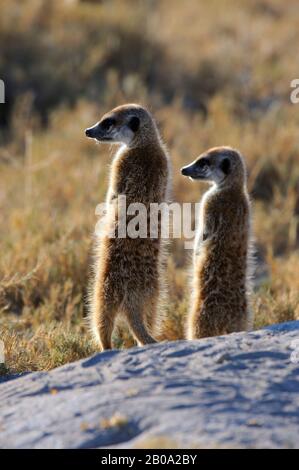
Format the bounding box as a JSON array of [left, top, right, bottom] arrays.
[[1, 321, 299, 449]]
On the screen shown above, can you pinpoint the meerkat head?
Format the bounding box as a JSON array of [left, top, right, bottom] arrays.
[[181, 146, 246, 187], [85, 104, 158, 148]]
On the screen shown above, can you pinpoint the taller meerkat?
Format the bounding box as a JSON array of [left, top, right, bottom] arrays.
[[181, 147, 253, 339], [85, 104, 170, 350]]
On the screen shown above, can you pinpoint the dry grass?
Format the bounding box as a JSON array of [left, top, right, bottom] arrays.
[[1, 0, 299, 375]]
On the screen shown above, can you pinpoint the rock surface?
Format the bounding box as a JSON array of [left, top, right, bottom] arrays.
[[1, 321, 299, 449]]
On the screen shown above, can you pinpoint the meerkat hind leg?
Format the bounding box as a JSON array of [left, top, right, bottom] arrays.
[[124, 301, 157, 346], [95, 302, 118, 351], [143, 295, 159, 338]]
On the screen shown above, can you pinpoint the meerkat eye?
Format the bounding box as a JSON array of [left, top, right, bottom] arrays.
[[128, 116, 140, 133], [198, 158, 210, 168], [220, 158, 231, 175], [101, 118, 116, 131]]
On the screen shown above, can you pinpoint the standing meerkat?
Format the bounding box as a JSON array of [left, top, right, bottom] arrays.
[[85, 104, 170, 350], [181, 146, 253, 339]]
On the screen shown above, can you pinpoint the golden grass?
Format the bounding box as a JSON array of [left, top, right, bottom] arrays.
[[1, 0, 299, 375]]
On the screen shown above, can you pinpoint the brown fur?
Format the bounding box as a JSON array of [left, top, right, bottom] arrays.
[[182, 147, 253, 339], [86, 104, 170, 350]]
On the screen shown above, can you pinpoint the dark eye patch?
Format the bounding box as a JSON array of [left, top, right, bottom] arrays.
[[220, 158, 231, 175], [128, 116, 140, 132], [101, 117, 116, 130], [197, 157, 210, 168]]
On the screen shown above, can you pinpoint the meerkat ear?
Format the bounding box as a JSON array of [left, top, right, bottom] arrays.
[[220, 158, 231, 175], [128, 116, 140, 132]]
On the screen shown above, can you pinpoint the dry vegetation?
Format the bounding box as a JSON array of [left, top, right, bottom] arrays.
[[0, 0, 299, 374]]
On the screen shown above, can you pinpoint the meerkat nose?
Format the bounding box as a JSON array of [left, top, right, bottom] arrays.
[[85, 128, 92, 137], [181, 167, 189, 176]]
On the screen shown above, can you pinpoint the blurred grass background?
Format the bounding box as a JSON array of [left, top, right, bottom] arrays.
[[0, 0, 299, 374]]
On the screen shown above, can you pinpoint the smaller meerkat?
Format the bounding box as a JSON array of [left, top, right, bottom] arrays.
[[181, 146, 253, 339], [85, 104, 170, 350]]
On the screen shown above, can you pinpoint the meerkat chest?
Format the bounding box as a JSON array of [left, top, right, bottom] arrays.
[[194, 186, 216, 260], [111, 146, 167, 200]]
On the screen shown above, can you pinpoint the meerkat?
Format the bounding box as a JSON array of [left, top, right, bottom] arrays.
[[181, 146, 253, 339], [85, 104, 170, 350]]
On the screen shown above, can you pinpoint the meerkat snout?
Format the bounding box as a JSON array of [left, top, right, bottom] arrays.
[[85, 125, 99, 138], [181, 157, 211, 180], [85, 117, 117, 142], [85, 105, 144, 146]]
